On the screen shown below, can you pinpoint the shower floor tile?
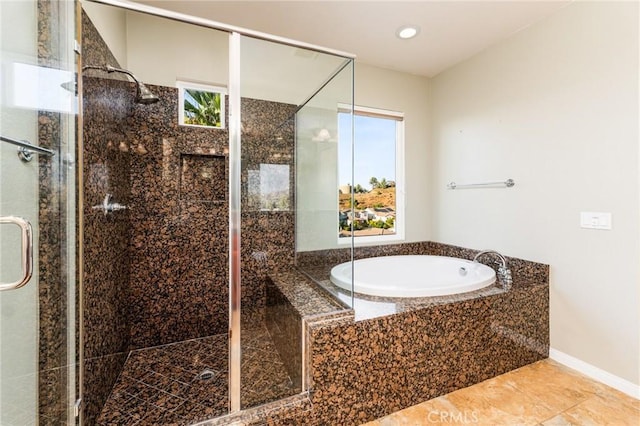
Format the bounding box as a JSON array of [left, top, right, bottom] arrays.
[[97, 325, 298, 425]]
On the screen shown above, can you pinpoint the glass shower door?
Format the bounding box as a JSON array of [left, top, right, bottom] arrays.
[[0, 0, 76, 424], [0, 118, 41, 424], [0, 3, 42, 423]]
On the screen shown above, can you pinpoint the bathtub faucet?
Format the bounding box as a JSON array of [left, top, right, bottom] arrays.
[[473, 250, 512, 291]]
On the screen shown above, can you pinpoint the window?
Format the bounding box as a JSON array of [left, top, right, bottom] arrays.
[[177, 81, 226, 129], [338, 106, 404, 244]]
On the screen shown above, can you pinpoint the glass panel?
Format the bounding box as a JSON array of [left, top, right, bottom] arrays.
[[0, 0, 76, 424], [239, 34, 353, 410], [79, 3, 230, 423], [295, 61, 355, 307]]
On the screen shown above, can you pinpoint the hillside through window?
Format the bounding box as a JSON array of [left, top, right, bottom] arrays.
[[338, 106, 404, 243]]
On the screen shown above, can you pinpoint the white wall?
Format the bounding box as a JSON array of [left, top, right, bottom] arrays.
[[82, 1, 128, 67], [125, 11, 229, 90], [430, 1, 639, 386], [84, 2, 345, 106]]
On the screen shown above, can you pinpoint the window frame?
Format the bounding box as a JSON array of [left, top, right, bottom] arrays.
[[337, 104, 405, 246], [177, 80, 227, 129]]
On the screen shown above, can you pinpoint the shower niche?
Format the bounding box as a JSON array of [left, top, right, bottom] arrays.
[[80, 1, 354, 424], [179, 154, 227, 203]]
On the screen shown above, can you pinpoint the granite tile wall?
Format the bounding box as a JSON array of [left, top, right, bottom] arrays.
[[81, 12, 134, 425], [125, 93, 296, 350], [241, 101, 297, 325], [125, 85, 230, 349]]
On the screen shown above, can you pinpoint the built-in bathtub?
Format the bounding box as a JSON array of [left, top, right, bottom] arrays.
[[253, 242, 550, 426], [330, 255, 496, 297]]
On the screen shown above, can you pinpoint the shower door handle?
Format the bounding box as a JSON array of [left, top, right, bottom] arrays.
[[0, 216, 34, 291]]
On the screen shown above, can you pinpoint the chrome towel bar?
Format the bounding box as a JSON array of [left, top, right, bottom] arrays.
[[447, 179, 515, 190]]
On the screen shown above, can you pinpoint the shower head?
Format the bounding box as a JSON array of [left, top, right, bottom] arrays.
[[82, 65, 160, 104], [136, 81, 159, 105]]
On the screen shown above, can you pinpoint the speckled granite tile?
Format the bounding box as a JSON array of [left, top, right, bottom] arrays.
[[427, 241, 549, 285], [201, 242, 548, 425], [125, 94, 298, 349], [36, 2, 77, 423], [195, 393, 313, 426], [269, 270, 345, 317], [126, 85, 230, 349], [81, 11, 135, 424], [296, 241, 432, 271], [82, 19, 302, 418], [297, 244, 548, 425], [98, 326, 300, 424], [265, 280, 302, 389]]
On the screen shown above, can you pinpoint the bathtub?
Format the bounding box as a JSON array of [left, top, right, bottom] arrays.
[[329, 255, 496, 297]]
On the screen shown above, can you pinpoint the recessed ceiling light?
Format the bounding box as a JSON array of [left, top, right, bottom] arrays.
[[396, 25, 420, 40]]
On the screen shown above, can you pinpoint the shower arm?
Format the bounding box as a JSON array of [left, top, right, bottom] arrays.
[[82, 64, 158, 104], [83, 65, 137, 82]]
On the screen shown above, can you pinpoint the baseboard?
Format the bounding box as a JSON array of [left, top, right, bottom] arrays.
[[549, 348, 640, 399]]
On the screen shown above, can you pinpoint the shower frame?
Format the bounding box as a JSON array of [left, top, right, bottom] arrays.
[[83, 0, 355, 416]]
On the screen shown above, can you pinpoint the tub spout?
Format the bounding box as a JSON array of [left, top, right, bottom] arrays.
[[473, 250, 512, 291]]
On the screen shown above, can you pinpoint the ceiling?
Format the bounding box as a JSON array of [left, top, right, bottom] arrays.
[[132, 1, 571, 78]]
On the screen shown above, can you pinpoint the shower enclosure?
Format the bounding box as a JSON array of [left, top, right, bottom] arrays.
[[78, 1, 355, 424]]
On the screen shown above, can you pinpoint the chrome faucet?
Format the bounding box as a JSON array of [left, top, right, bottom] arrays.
[[473, 250, 512, 290], [92, 193, 128, 216]]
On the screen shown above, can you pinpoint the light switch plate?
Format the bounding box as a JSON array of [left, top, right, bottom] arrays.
[[580, 212, 612, 230]]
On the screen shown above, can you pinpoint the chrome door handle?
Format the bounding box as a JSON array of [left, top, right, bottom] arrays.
[[0, 216, 34, 291]]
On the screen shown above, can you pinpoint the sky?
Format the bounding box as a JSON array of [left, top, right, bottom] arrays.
[[338, 113, 396, 189]]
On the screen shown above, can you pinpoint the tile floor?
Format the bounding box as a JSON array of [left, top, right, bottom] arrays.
[[362, 359, 639, 426], [97, 325, 298, 425]]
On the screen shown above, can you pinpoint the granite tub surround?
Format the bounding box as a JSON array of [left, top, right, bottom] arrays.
[[303, 265, 549, 425], [297, 241, 433, 272], [427, 241, 549, 285], [297, 241, 547, 284], [202, 241, 548, 425]]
